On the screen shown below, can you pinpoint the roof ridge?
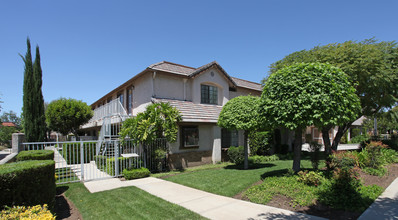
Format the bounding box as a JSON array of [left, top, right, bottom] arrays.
[[231, 76, 262, 85], [161, 61, 196, 70]]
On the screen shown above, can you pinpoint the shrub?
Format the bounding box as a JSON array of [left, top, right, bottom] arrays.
[[123, 167, 150, 180], [227, 146, 244, 165], [309, 141, 322, 170], [16, 150, 54, 161], [62, 142, 96, 164], [154, 148, 167, 172], [349, 134, 370, 144], [382, 138, 398, 151], [0, 160, 56, 210], [248, 130, 271, 155], [297, 170, 323, 186], [329, 151, 359, 170], [0, 204, 55, 220], [248, 155, 279, 164]]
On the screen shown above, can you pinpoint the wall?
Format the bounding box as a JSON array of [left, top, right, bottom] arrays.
[[132, 73, 153, 116], [191, 67, 231, 105], [154, 73, 185, 100], [229, 87, 262, 99]]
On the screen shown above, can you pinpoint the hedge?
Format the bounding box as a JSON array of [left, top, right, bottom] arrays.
[[123, 167, 150, 180], [62, 142, 96, 164], [16, 150, 54, 161], [0, 160, 56, 210]]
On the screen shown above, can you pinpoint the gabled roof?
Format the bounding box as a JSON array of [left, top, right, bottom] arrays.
[[231, 77, 263, 91], [1, 122, 16, 127], [152, 98, 222, 123], [148, 61, 195, 76]]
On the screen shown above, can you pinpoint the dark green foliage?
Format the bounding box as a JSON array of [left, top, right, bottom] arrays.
[[0, 126, 17, 147], [248, 130, 271, 155], [62, 142, 96, 164], [227, 146, 244, 165], [16, 150, 54, 161], [349, 134, 370, 144], [0, 160, 56, 210], [46, 98, 93, 138], [381, 138, 398, 151], [123, 167, 150, 180], [309, 141, 322, 170], [32, 46, 47, 142]]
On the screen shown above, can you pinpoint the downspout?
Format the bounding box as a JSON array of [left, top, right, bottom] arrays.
[[183, 78, 187, 100], [152, 71, 157, 98]]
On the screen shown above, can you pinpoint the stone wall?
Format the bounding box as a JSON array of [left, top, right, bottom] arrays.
[[168, 150, 212, 169]]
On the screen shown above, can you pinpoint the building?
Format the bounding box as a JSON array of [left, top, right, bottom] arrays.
[[81, 61, 262, 168]]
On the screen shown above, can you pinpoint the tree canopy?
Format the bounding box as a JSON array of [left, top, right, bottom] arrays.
[[259, 62, 361, 171], [45, 98, 93, 138], [119, 102, 182, 145], [266, 39, 398, 148], [218, 95, 259, 169], [1, 111, 22, 129]]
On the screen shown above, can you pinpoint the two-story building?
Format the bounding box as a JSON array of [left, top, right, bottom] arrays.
[[81, 61, 262, 168]]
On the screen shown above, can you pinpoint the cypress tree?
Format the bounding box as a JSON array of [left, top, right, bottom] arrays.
[[21, 38, 35, 142], [21, 38, 46, 142], [33, 46, 46, 141]]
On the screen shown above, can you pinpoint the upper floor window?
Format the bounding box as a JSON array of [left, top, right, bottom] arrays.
[[201, 85, 218, 105], [127, 87, 133, 114], [117, 93, 124, 106]]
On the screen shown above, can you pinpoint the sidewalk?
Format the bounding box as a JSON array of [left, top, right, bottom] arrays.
[[85, 177, 325, 220], [358, 177, 398, 220]]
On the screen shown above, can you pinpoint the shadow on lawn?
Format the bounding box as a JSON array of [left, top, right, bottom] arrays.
[[54, 186, 71, 219], [224, 163, 276, 170]]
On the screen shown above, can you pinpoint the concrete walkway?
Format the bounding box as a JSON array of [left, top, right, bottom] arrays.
[[358, 177, 398, 220], [84, 177, 325, 220]]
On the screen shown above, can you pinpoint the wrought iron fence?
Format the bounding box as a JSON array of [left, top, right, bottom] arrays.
[[22, 138, 167, 184]]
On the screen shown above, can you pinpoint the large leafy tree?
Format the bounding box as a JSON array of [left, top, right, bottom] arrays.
[[119, 102, 182, 145], [267, 39, 398, 150], [45, 98, 93, 139], [259, 63, 361, 172], [21, 38, 46, 142], [218, 95, 259, 169]]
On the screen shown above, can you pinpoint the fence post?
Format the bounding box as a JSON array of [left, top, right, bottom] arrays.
[[115, 140, 119, 176], [80, 141, 84, 181]]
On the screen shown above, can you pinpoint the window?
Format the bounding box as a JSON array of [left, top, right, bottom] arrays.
[[118, 93, 124, 106], [181, 126, 199, 148], [221, 128, 239, 148], [127, 87, 133, 114], [201, 85, 218, 104]]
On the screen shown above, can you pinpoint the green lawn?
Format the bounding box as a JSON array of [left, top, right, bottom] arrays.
[[61, 183, 207, 220], [165, 159, 314, 197]]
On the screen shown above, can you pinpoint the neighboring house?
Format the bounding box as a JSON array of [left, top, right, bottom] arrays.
[[81, 61, 262, 168], [1, 122, 16, 127]]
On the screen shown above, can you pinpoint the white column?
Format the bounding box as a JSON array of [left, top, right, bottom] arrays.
[[212, 126, 221, 164]]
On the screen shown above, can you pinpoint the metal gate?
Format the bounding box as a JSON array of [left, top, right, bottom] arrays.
[[22, 139, 167, 184]]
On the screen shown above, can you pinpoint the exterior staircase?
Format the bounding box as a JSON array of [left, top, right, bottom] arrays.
[[95, 99, 129, 157]]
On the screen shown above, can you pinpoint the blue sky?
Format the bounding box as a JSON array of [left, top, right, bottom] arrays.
[[1, 0, 397, 116]]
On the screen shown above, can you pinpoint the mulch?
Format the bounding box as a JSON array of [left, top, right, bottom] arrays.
[[54, 187, 83, 220]]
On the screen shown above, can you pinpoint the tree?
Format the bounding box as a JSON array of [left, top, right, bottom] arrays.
[[119, 102, 182, 145], [259, 63, 361, 172], [266, 39, 398, 151], [0, 111, 22, 129], [45, 98, 93, 139], [33, 45, 47, 141], [21, 38, 46, 142], [218, 96, 259, 169], [0, 126, 16, 147]]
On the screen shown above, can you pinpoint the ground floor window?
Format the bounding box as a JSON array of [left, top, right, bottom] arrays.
[[222, 128, 239, 148], [181, 126, 199, 148]]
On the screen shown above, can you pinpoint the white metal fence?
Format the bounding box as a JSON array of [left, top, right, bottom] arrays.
[[22, 139, 167, 184]]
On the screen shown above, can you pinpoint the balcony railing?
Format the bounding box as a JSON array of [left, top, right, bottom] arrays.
[[82, 99, 128, 128]]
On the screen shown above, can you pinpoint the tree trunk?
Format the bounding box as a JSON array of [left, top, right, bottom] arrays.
[[321, 126, 332, 155], [244, 130, 249, 170], [331, 123, 351, 151], [293, 128, 303, 173]]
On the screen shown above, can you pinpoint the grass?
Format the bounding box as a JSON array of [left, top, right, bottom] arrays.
[[61, 183, 207, 220], [151, 162, 233, 178], [164, 159, 315, 197], [56, 167, 79, 184]]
